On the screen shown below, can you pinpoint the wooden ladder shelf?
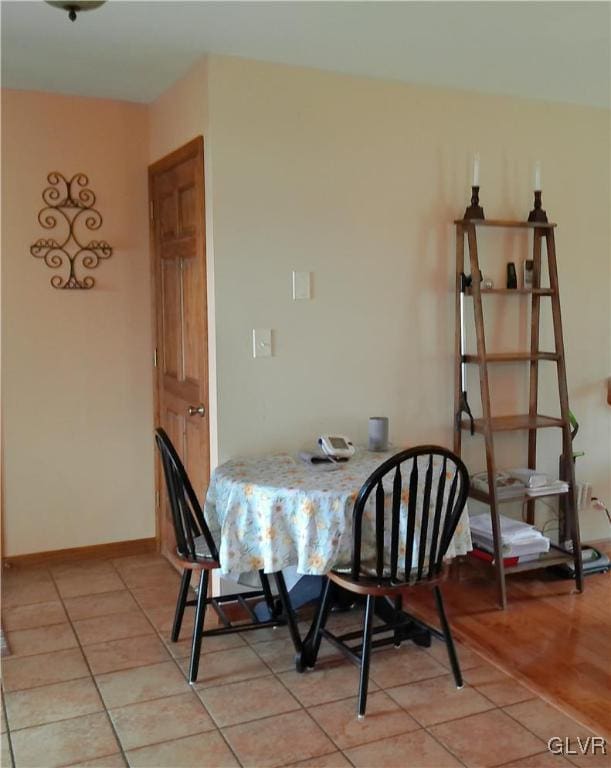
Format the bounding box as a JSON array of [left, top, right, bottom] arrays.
[[453, 218, 584, 608]]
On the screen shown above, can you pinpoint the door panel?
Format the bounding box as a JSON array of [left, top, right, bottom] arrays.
[[150, 137, 209, 557], [161, 258, 182, 380], [182, 255, 202, 384]]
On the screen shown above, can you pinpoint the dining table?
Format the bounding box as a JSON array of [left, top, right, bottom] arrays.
[[204, 446, 472, 669]]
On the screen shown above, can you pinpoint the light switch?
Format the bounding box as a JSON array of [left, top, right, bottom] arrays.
[[292, 271, 311, 300], [252, 328, 272, 358]]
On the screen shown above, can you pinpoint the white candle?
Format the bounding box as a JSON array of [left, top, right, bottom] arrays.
[[534, 161, 542, 191], [473, 153, 480, 186]]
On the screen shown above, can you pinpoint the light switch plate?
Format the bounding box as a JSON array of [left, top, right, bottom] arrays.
[[292, 271, 311, 300], [252, 328, 272, 358]]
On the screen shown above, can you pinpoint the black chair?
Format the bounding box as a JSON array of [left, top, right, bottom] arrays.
[[155, 428, 303, 683], [308, 445, 470, 718]]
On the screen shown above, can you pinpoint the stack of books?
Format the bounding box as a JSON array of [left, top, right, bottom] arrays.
[[468, 512, 550, 566]]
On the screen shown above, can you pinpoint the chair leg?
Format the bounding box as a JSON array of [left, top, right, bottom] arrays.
[[308, 577, 334, 667], [188, 569, 209, 684], [358, 594, 375, 719], [274, 571, 302, 654], [393, 594, 403, 648], [433, 585, 463, 689], [171, 569, 192, 642]]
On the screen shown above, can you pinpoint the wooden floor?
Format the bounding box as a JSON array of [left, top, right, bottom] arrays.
[[406, 545, 611, 739]]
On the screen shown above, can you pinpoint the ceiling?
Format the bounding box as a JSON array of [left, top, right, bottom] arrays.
[[2, 1, 610, 108]]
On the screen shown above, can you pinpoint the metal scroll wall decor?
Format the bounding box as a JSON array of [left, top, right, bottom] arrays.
[[30, 172, 113, 289]]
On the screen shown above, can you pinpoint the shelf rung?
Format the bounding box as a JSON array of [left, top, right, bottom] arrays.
[[463, 352, 559, 364], [454, 218, 556, 229], [469, 487, 569, 506], [461, 414, 565, 433], [468, 545, 574, 574], [464, 288, 555, 296]]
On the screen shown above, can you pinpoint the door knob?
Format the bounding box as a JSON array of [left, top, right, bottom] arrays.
[[188, 404, 206, 417]]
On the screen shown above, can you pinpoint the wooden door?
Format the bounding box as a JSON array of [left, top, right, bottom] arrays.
[[149, 137, 209, 556]]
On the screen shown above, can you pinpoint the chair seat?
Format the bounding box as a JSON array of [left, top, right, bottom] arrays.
[[172, 535, 220, 571], [329, 568, 445, 597], [329, 570, 407, 596]]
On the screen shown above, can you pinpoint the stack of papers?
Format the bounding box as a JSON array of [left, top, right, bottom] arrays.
[[469, 513, 550, 560]]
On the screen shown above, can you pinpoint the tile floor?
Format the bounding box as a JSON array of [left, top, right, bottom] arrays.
[[1, 555, 607, 768]]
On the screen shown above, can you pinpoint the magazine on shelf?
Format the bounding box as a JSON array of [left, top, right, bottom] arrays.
[[471, 471, 526, 500]]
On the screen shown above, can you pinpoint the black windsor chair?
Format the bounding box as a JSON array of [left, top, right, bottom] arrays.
[[155, 428, 303, 683], [308, 445, 470, 718]]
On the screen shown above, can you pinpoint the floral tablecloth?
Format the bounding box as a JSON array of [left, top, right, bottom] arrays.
[[204, 449, 472, 577]]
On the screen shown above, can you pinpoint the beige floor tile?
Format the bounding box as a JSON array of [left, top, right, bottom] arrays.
[[240, 620, 312, 647], [5, 678, 103, 731], [386, 673, 495, 726], [500, 753, 573, 767], [111, 554, 167, 575], [2, 648, 90, 692], [251, 635, 339, 673], [368, 644, 448, 689], [73, 611, 154, 646], [10, 712, 120, 768], [2, 578, 60, 608], [503, 700, 607, 767], [144, 605, 195, 635], [109, 691, 215, 751], [198, 674, 300, 727], [82, 635, 170, 675], [95, 660, 190, 709], [7, 622, 78, 657], [344, 728, 463, 767], [223, 709, 335, 768], [2, 567, 52, 586], [426, 637, 486, 671], [119, 564, 180, 591], [278, 660, 378, 708], [308, 690, 419, 749], [181, 645, 270, 689], [63, 590, 139, 621], [130, 584, 181, 610], [287, 753, 352, 767], [49, 560, 117, 580], [1, 732, 13, 768], [1, 600, 67, 631], [55, 573, 126, 599], [65, 754, 127, 767], [126, 731, 239, 768], [466, 664, 537, 707], [429, 709, 546, 767], [164, 629, 246, 659]]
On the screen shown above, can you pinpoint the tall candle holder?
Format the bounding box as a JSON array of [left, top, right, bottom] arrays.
[[464, 186, 485, 220], [528, 190, 548, 223]]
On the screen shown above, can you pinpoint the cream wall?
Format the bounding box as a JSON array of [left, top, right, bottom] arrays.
[[204, 56, 610, 540], [3, 53, 609, 555], [2, 89, 154, 555]]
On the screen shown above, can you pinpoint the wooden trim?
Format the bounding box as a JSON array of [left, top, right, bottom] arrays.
[[3, 537, 158, 568]]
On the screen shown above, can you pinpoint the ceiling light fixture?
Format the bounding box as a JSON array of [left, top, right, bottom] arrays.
[[45, 1, 106, 23]]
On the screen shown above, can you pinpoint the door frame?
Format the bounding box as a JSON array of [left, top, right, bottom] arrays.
[[148, 135, 209, 552]]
